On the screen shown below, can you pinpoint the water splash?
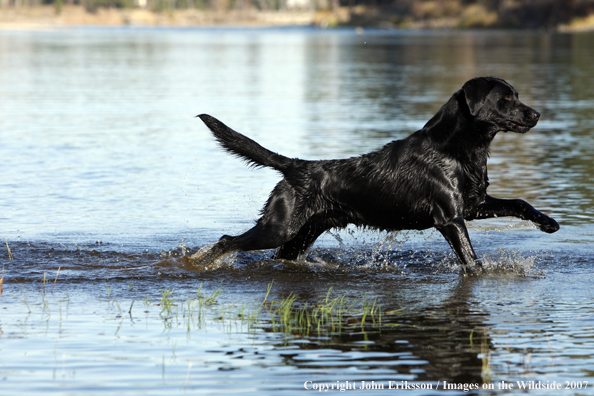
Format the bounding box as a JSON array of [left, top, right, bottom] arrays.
[[478, 249, 544, 277], [168, 227, 545, 278]]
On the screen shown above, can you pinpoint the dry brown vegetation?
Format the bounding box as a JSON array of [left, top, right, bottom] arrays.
[[1, 0, 593, 30]]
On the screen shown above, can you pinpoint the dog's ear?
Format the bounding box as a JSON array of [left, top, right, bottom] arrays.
[[462, 78, 492, 117]]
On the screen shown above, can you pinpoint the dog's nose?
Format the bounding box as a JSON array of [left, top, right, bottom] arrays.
[[530, 111, 541, 122]]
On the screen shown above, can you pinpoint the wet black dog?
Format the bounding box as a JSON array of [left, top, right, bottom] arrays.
[[197, 77, 559, 272]]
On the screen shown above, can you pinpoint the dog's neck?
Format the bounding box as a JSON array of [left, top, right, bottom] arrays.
[[422, 90, 496, 159]]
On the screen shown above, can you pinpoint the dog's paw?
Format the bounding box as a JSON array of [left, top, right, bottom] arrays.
[[537, 217, 560, 234], [461, 260, 484, 276]]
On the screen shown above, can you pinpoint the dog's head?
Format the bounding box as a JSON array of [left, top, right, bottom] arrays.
[[462, 77, 540, 134]]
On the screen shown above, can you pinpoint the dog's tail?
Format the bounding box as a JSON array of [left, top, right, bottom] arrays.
[[198, 114, 294, 173]]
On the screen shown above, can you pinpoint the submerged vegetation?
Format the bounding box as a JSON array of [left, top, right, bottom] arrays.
[[12, 273, 390, 338], [5, 274, 556, 388], [5, 238, 14, 261], [261, 285, 387, 337], [150, 281, 390, 338]]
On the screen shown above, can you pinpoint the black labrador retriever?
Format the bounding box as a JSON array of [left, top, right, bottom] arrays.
[[196, 77, 559, 272]]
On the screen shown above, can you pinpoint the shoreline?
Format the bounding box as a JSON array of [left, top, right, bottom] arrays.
[[0, 6, 320, 30], [1, 5, 594, 31]]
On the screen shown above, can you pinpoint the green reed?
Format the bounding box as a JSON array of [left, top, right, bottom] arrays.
[[5, 238, 14, 260], [260, 285, 385, 337]]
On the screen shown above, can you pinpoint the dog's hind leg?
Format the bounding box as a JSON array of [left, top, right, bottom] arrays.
[[194, 182, 305, 265], [192, 221, 299, 265], [275, 212, 349, 260], [275, 223, 328, 260]]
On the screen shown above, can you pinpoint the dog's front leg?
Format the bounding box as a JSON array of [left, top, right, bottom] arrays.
[[472, 195, 559, 233], [436, 218, 481, 273]]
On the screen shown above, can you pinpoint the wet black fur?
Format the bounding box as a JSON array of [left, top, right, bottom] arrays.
[[197, 77, 559, 272]]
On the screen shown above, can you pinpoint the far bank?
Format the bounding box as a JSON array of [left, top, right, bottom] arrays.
[[1, 3, 594, 31]]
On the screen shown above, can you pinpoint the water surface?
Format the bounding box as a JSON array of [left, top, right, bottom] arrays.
[[1, 27, 593, 395]]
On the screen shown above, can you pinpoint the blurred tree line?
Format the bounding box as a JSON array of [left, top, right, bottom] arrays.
[[1, 0, 593, 28]]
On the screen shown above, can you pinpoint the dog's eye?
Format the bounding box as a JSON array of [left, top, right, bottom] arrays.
[[504, 96, 511, 101]]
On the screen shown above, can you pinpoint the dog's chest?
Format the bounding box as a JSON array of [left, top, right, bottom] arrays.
[[462, 165, 489, 211]]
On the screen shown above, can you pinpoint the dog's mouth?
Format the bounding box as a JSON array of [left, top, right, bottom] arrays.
[[504, 120, 535, 134]]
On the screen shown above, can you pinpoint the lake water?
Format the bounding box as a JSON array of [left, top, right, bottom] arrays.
[[1, 27, 593, 395]]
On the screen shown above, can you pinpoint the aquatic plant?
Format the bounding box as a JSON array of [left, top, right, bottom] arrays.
[[19, 286, 31, 313], [481, 332, 492, 383], [259, 285, 386, 338], [159, 287, 176, 317], [51, 267, 61, 293], [141, 281, 393, 341], [113, 296, 123, 317], [4, 238, 14, 260], [202, 281, 223, 305], [105, 282, 112, 301], [69, 238, 81, 250]]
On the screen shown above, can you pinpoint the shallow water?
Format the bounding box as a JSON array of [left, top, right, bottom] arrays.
[[1, 27, 594, 395]]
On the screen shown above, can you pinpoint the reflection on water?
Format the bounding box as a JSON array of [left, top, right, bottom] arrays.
[[1, 28, 593, 395]]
